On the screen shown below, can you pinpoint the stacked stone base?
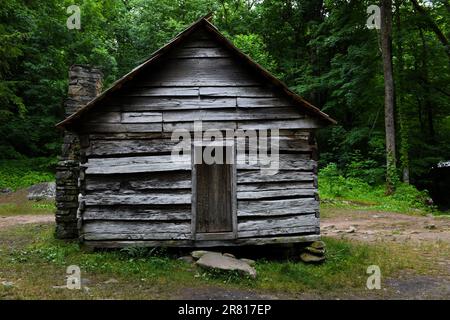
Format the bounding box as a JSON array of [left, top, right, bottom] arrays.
[[299, 241, 326, 263], [56, 65, 102, 240], [55, 160, 79, 239]]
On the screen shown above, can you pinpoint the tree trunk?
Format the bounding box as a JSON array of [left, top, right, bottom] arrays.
[[381, 0, 397, 194], [419, 28, 436, 142], [395, 0, 410, 184], [309, 0, 325, 107]]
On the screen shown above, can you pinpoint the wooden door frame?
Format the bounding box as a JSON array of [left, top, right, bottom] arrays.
[[191, 139, 237, 241]]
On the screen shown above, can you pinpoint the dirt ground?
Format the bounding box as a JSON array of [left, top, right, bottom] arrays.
[[0, 215, 54, 229], [322, 209, 450, 243]]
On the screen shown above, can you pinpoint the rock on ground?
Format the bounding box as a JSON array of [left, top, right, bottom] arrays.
[[178, 255, 195, 264], [196, 252, 257, 278], [310, 240, 326, 249], [300, 252, 325, 263], [0, 188, 12, 194], [305, 246, 325, 255], [103, 278, 119, 284], [27, 182, 56, 201], [191, 250, 211, 260], [240, 258, 256, 266]]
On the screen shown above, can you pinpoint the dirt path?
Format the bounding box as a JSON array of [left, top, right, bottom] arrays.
[[321, 208, 450, 243], [0, 214, 54, 229]]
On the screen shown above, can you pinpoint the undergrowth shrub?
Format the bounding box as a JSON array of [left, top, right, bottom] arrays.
[[319, 163, 433, 213], [0, 157, 55, 190]]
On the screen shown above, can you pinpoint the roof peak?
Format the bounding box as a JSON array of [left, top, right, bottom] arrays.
[[56, 15, 336, 128]]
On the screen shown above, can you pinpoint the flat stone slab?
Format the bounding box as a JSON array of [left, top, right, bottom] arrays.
[[196, 252, 257, 278], [27, 182, 56, 201], [240, 258, 256, 266], [300, 252, 325, 263], [305, 246, 325, 255], [310, 240, 326, 249], [191, 250, 211, 260]]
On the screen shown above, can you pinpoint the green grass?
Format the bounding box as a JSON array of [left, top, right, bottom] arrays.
[[0, 157, 55, 191], [0, 189, 55, 216], [0, 202, 55, 216], [1, 224, 446, 299], [0, 158, 56, 216]]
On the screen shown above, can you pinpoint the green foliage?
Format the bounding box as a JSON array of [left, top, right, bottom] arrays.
[[319, 163, 433, 214], [231, 33, 282, 78], [0, 157, 55, 190]]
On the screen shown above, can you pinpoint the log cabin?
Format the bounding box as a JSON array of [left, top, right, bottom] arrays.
[[55, 14, 336, 249]]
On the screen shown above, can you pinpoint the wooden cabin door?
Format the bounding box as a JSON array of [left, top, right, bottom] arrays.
[[193, 143, 236, 240]]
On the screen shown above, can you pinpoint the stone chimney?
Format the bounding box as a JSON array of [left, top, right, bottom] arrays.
[[55, 65, 103, 239], [65, 65, 103, 116]]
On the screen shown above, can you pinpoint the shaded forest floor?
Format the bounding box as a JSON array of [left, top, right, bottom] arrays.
[[0, 190, 449, 300]]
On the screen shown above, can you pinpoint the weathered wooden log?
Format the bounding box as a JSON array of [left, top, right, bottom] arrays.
[[162, 107, 302, 123], [199, 87, 274, 97], [237, 189, 316, 200], [83, 193, 191, 205], [237, 118, 324, 130], [163, 121, 237, 132], [236, 155, 316, 171], [236, 182, 315, 192], [82, 221, 190, 240], [139, 79, 258, 87], [237, 198, 318, 217], [237, 97, 293, 108], [82, 234, 321, 248], [125, 87, 199, 97], [85, 172, 191, 191], [238, 214, 319, 238], [183, 39, 219, 48], [120, 97, 237, 111], [80, 123, 162, 133], [88, 133, 166, 140], [141, 58, 257, 85], [86, 139, 183, 156], [171, 47, 231, 58], [83, 206, 190, 221], [84, 155, 191, 174], [236, 170, 315, 183], [121, 112, 162, 123]]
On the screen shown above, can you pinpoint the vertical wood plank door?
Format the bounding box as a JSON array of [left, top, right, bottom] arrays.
[[195, 149, 233, 234]]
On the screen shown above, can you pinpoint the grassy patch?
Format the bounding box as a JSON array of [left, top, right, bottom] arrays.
[[0, 189, 55, 216], [0, 224, 447, 299], [0, 157, 55, 191], [0, 202, 55, 216]]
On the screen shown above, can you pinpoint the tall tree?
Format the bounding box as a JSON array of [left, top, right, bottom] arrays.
[[381, 0, 397, 193], [395, 0, 410, 184]]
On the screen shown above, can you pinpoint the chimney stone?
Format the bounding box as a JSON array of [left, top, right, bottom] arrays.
[[65, 64, 103, 116], [55, 65, 103, 239]]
